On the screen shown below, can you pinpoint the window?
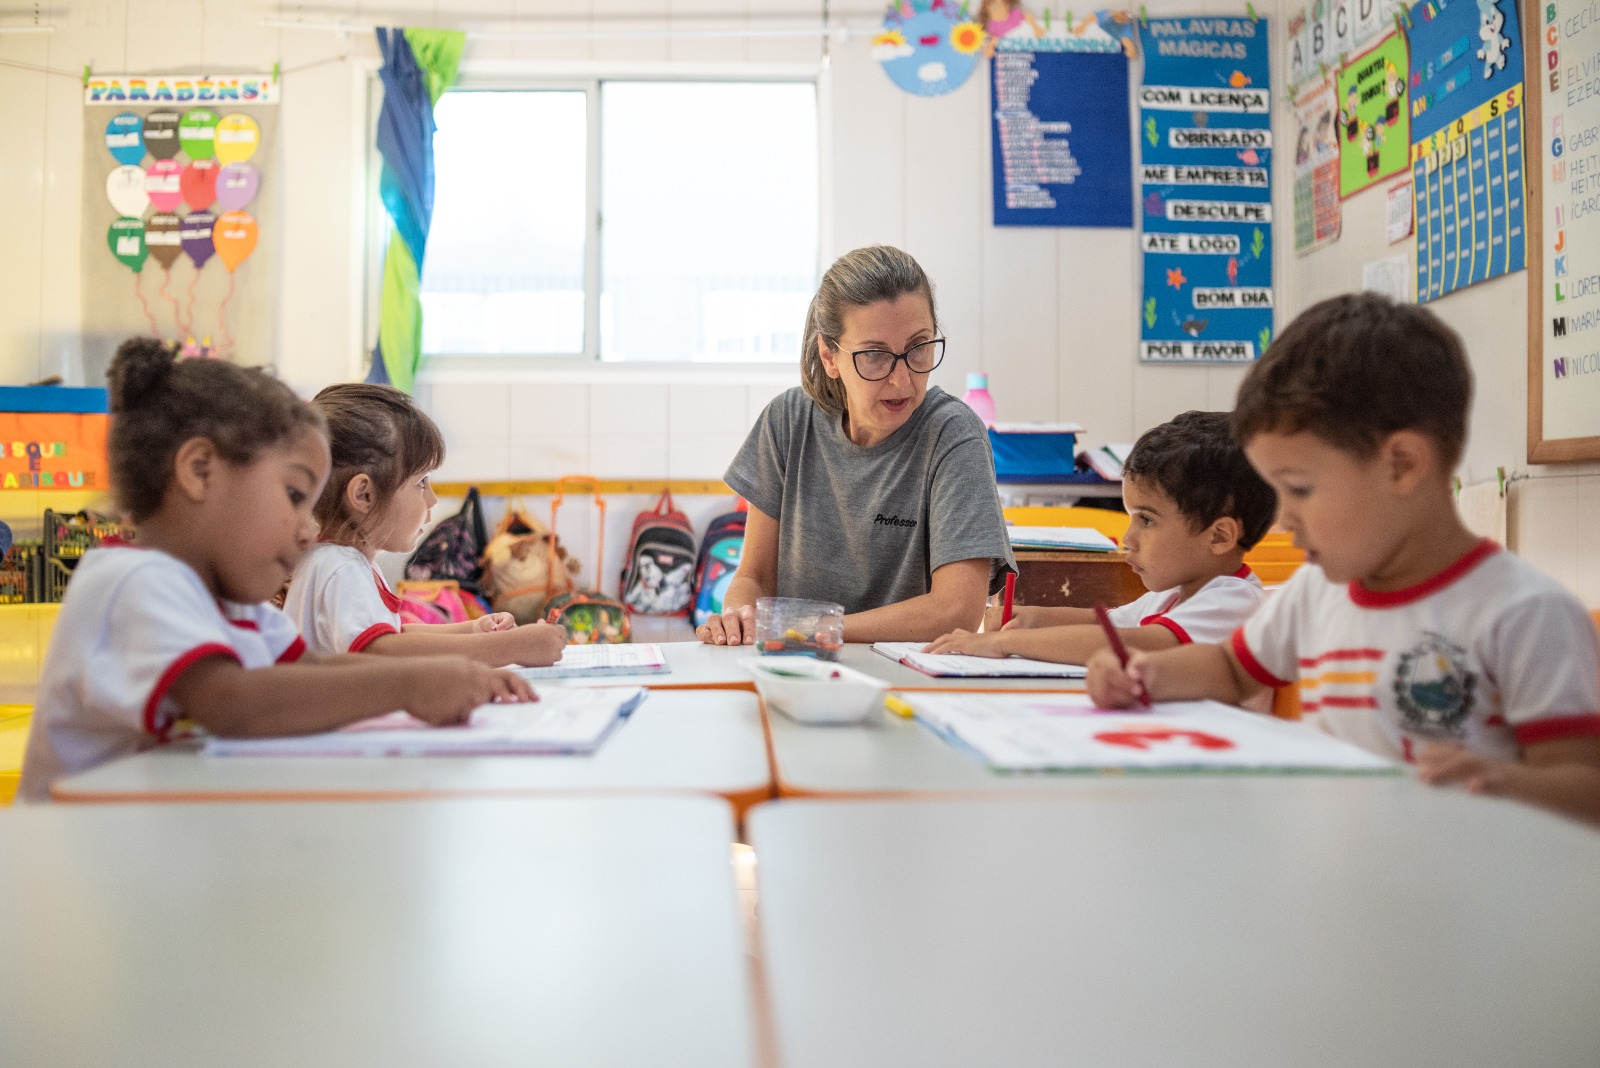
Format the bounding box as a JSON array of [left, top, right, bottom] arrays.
[[415, 78, 819, 364]]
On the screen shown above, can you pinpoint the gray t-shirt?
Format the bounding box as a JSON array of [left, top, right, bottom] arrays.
[[725, 385, 1015, 615]]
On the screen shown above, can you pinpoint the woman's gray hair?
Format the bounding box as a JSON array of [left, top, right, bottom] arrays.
[[800, 246, 938, 416]]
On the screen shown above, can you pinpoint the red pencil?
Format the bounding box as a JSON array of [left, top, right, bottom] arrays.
[[1094, 601, 1151, 707], [1000, 571, 1017, 627]]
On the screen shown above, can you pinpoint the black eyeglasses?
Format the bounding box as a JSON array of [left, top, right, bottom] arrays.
[[832, 338, 946, 382]]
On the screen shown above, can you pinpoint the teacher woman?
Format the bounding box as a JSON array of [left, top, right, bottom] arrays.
[[697, 245, 1015, 646]]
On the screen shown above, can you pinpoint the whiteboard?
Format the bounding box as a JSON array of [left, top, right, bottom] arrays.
[[1528, 0, 1600, 461]]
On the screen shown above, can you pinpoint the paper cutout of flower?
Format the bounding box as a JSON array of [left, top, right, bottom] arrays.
[[950, 21, 986, 54]]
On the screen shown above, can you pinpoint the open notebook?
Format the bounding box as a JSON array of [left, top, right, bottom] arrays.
[[514, 643, 669, 680], [203, 687, 648, 757], [873, 642, 1087, 679], [905, 692, 1396, 773]]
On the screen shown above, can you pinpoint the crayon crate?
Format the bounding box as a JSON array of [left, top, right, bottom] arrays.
[[0, 543, 41, 605], [44, 509, 123, 565]]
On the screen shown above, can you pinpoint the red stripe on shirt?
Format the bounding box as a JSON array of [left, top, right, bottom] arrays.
[[1142, 615, 1193, 644], [1347, 538, 1500, 609], [349, 623, 399, 653], [373, 569, 404, 613], [1234, 564, 1253, 580], [1231, 628, 1290, 689], [1297, 648, 1386, 667], [1317, 695, 1379, 708], [277, 635, 307, 664], [1513, 715, 1600, 746], [227, 619, 260, 631], [142, 643, 240, 738]]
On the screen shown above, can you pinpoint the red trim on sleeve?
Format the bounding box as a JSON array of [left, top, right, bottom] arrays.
[[277, 635, 307, 664], [1513, 715, 1600, 747], [349, 623, 399, 653], [1347, 538, 1500, 608], [1231, 627, 1291, 689], [1142, 616, 1193, 644], [141, 643, 240, 737], [372, 569, 405, 612]]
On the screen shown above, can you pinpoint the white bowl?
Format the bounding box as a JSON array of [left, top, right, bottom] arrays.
[[743, 656, 889, 725]]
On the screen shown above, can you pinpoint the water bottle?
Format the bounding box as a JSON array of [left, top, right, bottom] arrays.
[[962, 372, 996, 427]]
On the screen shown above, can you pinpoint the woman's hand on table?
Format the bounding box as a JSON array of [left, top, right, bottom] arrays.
[[696, 604, 756, 646]]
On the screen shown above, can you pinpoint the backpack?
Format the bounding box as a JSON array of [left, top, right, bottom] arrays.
[[395, 579, 485, 626], [543, 476, 630, 644], [405, 486, 490, 599], [480, 503, 577, 625], [619, 491, 697, 616], [691, 503, 748, 627]]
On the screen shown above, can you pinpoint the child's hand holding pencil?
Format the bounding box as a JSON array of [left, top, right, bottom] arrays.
[[1085, 602, 1153, 709]]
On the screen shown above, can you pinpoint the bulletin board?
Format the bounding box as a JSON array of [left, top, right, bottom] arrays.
[[1527, 0, 1600, 461]]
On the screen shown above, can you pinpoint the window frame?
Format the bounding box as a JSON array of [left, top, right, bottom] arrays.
[[362, 59, 829, 382]]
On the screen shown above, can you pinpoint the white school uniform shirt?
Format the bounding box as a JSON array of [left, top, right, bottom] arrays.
[[19, 546, 306, 802], [1105, 566, 1266, 645], [1233, 539, 1600, 763], [282, 542, 405, 657]]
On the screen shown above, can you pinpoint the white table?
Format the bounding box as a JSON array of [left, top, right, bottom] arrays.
[[768, 702, 1340, 798], [750, 792, 1600, 1068], [585, 641, 1086, 693], [0, 796, 755, 1068], [55, 689, 772, 815]]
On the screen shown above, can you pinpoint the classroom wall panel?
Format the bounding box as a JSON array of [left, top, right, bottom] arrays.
[[588, 0, 670, 62], [904, 76, 985, 400], [979, 229, 1059, 422], [1056, 228, 1139, 443], [0, 35, 49, 386]]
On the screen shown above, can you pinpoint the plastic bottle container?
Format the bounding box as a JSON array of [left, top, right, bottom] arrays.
[[962, 372, 996, 427]]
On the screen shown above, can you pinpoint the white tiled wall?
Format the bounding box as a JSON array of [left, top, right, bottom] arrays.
[[416, 380, 786, 482], [6, 0, 1600, 605]]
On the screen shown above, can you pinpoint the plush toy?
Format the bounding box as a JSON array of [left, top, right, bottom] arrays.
[[479, 514, 580, 624]]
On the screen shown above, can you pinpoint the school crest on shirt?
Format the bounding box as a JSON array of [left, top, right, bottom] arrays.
[[1393, 632, 1476, 738]]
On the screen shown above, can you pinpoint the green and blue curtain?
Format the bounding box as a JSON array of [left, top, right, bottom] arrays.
[[367, 27, 465, 392]]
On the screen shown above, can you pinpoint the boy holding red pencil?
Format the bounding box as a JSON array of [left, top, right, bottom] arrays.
[[925, 410, 1277, 666]]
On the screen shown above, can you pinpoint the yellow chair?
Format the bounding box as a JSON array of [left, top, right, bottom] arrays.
[[1003, 506, 1131, 544], [0, 705, 31, 805], [1244, 531, 1306, 585]]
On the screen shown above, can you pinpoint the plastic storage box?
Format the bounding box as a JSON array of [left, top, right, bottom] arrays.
[[987, 422, 1085, 482]]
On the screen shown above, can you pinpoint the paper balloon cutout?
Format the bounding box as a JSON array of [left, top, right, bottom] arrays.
[[107, 218, 147, 272], [145, 160, 183, 213], [106, 166, 149, 217], [178, 108, 219, 161], [214, 114, 260, 165], [105, 113, 144, 165], [144, 213, 182, 270], [181, 212, 216, 269], [214, 162, 260, 212], [213, 211, 258, 271], [143, 111, 181, 161], [180, 159, 219, 212]]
